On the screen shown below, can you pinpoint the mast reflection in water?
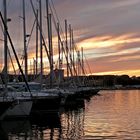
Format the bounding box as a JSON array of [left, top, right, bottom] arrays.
[[0, 99, 85, 140], [1, 90, 140, 139]]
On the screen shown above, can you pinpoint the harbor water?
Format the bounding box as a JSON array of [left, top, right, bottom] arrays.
[[0, 90, 140, 140]]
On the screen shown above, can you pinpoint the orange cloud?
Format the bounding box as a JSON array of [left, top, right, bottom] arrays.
[[77, 34, 140, 50], [94, 70, 140, 77]]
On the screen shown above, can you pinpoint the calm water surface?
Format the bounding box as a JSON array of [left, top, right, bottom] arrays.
[[84, 90, 140, 140], [0, 90, 140, 140]]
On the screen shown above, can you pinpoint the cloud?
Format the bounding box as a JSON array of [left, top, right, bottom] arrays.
[[86, 49, 140, 76], [1, 0, 140, 75]]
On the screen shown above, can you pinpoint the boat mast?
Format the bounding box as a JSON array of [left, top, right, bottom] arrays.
[[77, 50, 80, 76], [46, 0, 53, 88], [3, 0, 8, 93], [69, 24, 72, 58], [72, 29, 75, 76], [49, 13, 53, 88], [23, 0, 28, 81], [0, 11, 31, 93], [39, 0, 43, 88], [65, 19, 69, 78], [57, 22, 61, 69], [57, 22, 61, 87], [81, 47, 84, 85], [36, 9, 38, 76], [81, 47, 84, 75], [33, 58, 36, 79], [69, 24, 73, 76]]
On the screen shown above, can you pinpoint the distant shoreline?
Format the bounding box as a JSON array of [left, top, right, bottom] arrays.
[[98, 86, 140, 90]]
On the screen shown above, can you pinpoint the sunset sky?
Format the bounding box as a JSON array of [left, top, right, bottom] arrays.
[[0, 0, 140, 76]]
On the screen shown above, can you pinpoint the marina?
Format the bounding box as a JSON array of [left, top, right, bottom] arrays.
[[0, 0, 140, 140], [0, 90, 140, 139], [0, 0, 99, 120]]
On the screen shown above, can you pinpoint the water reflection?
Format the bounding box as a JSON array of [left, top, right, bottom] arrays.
[[84, 90, 140, 140], [0, 120, 31, 140], [60, 108, 84, 139], [0, 99, 85, 140], [2, 90, 140, 140]]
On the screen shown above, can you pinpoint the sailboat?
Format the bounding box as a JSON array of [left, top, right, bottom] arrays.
[[0, 0, 33, 119], [0, 0, 16, 120], [29, 0, 99, 101]]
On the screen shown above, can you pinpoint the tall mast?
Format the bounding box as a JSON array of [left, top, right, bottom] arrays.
[[57, 22, 61, 69], [23, 0, 28, 81], [61, 41, 64, 69], [36, 9, 38, 76], [69, 24, 72, 54], [69, 24, 73, 76], [72, 29, 75, 76], [81, 47, 84, 75], [46, 0, 53, 88], [49, 14, 53, 88], [0, 12, 31, 93], [39, 0, 43, 88], [65, 19, 69, 77], [77, 50, 80, 76], [3, 0, 8, 93], [81, 47, 84, 85], [33, 58, 36, 79]]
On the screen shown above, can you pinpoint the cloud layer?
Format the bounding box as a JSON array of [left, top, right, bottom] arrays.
[[0, 0, 140, 76]]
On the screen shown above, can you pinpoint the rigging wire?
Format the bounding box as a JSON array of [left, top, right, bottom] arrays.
[[27, 18, 36, 48], [49, 0, 92, 77], [49, 0, 65, 41], [0, 19, 4, 72], [18, 18, 36, 71], [84, 55, 92, 75], [30, 0, 50, 62], [0, 11, 31, 93], [49, 0, 93, 86], [0, 16, 17, 75], [48, 0, 82, 87]]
